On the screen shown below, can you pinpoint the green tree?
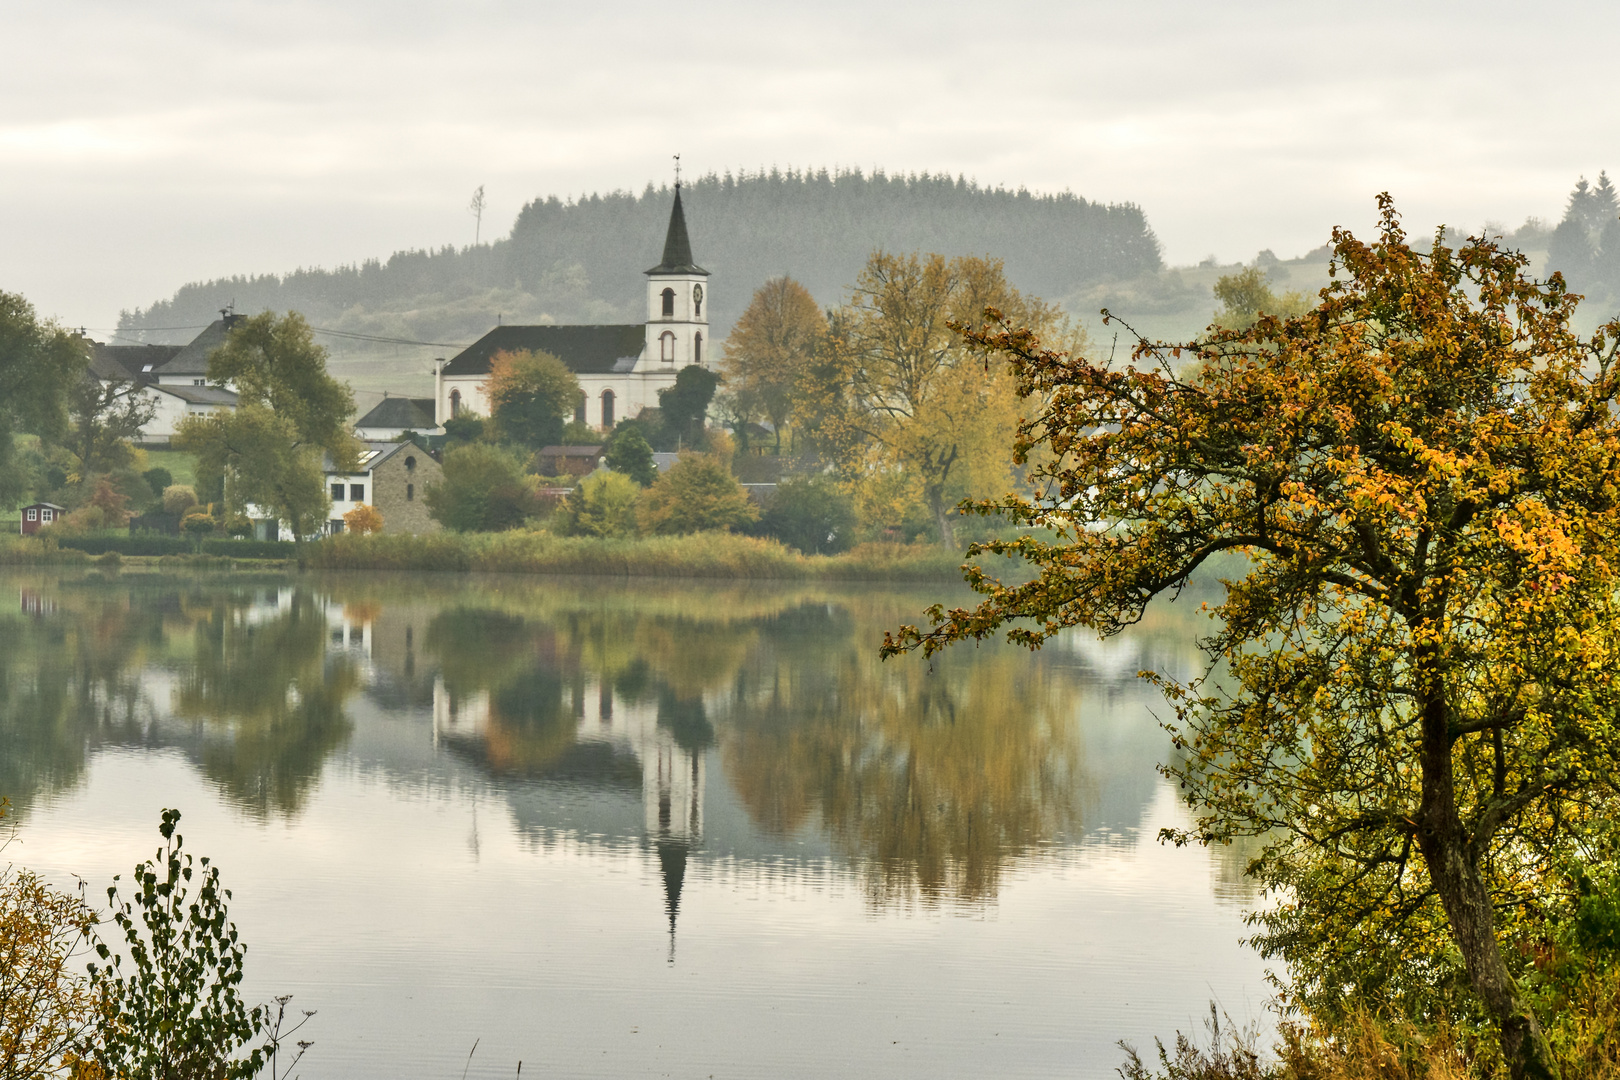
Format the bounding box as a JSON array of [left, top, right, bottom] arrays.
[[555, 470, 640, 537], [638, 453, 758, 535], [484, 349, 583, 450], [886, 196, 1620, 1079], [0, 291, 88, 507], [176, 312, 358, 554], [1210, 265, 1309, 330], [89, 809, 270, 1080], [143, 467, 173, 500], [424, 443, 539, 532], [721, 276, 827, 453], [603, 425, 658, 486], [757, 475, 856, 554], [657, 365, 721, 449], [64, 374, 157, 480]]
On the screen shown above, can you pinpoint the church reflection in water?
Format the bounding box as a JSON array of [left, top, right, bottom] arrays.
[[0, 573, 1211, 931]]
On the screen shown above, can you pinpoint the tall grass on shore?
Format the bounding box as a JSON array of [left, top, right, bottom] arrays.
[[308, 530, 973, 581]]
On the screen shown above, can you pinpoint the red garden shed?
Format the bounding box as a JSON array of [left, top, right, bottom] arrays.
[[20, 502, 65, 535]]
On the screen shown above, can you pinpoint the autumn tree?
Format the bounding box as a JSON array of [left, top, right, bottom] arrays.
[[0, 291, 88, 506], [483, 349, 583, 450], [721, 276, 827, 453], [176, 312, 359, 553], [555, 471, 640, 538], [638, 454, 758, 535], [343, 503, 384, 535], [815, 252, 1064, 548], [0, 861, 99, 1078], [885, 197, 1620, 1080]]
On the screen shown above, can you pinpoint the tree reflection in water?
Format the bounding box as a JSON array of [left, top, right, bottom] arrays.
[[0, 573, 1096, 909], [0, 579, 359, 819]]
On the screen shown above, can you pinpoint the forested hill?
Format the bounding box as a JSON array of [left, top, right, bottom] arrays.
[[117, 168, 1162, 349]]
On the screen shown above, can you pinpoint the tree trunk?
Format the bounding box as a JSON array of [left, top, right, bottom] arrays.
[[1416, 691, 1558, 1080], [928, 492, 957, 550]]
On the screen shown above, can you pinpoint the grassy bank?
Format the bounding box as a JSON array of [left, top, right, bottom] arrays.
[[308, 530, 978, 581]]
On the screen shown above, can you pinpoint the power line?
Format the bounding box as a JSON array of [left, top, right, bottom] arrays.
[[85, 325, 470, 350]]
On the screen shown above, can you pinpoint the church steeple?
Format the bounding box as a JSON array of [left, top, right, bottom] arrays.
[[643, 184, 711, 369], [646, 187, 707, 276]]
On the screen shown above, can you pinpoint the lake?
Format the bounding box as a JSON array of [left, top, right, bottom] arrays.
[[1, 568, 1270, 1079]]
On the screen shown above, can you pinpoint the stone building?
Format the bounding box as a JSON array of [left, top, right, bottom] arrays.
[[323, 441, 443, 536]]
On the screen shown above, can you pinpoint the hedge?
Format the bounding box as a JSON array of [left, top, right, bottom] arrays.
[[54, 536, 296, 559]]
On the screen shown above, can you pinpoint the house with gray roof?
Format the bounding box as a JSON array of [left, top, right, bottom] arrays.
[[355, 396, 442, 440], [86, 329, 240, 444], [434, 187, 711, 431]]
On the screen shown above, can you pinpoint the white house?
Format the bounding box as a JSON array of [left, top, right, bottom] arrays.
[[434, 186, 710, 430], [88, 317, 241, 443], [354, 396, 442, 441]]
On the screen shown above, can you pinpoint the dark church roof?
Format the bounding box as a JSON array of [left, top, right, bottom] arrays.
[[356, 396, 437, 430], [441, 324, 646, 377], [645, 187, 708, 276]]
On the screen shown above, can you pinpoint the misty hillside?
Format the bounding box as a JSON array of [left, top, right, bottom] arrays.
[[116, 167, 1163, 353]]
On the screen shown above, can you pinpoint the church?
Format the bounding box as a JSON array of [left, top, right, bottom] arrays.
[[432, 187, 709, 429]]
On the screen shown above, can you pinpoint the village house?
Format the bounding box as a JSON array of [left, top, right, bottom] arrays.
[[354, 396, 443, 441], [319, 441, 443, 537], [88, 315, 242, 443], [434, 187, 710, 430]]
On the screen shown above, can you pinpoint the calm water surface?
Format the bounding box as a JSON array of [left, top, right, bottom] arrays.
[[2, 569, 1268, 1079]]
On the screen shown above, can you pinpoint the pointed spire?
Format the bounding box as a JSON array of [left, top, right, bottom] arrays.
[[656, 837, 688, 962], [646, 188, 708, 276]]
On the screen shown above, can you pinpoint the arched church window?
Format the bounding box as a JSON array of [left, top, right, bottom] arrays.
[[693, 283, 703, 317], [449, 389, 462, 416], [694, 332, 703, 365], [405, 456, 416, 472], [660, 331, 675, 363], [574, 399, 586, 425], [661, 288, 675, 318], [601, 390, 616, 428]]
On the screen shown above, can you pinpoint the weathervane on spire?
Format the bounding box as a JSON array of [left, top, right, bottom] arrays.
[[673, 153, 681, 189]]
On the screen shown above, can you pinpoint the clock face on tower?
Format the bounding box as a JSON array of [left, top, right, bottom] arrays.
[[692, 284, 703, 317]]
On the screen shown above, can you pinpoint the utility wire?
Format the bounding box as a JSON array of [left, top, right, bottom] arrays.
[[85, 325, 470, 350]]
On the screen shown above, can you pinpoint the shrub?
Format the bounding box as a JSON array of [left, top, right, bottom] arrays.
[[555, 471, 640, 537], [0, 861, 99, 1078], [424, 443, 541, 532], [638, 454, 759, 535], [87, 809, 271, 1080], [142, 467, 173, 499], [162, 484, 199, 516], [343, 503, 385, 536], [757, 476, 856, 554], [182, 511, 216, 542]]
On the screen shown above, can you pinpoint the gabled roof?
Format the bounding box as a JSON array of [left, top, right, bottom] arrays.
[[89, 343, 182, 383], [158, 318, 234, 377], [441, 324, 646, 377], [24, 502, 66, 511], [323, 440, 419, 474], [149, 384, 239, 405], [537, 445, 606, 458], [356, 396, 437, 430], [645, 187, 708, 276]]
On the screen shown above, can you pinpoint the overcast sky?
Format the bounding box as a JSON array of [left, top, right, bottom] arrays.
[[5, 0, 1617, 331]]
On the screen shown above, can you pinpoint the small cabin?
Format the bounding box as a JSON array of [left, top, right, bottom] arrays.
[[20, 503, 65, 535]]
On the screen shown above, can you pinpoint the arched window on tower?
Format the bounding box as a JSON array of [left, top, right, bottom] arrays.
[[660, 331, 675, 363], [694, 331, 703, 365], [449, 389, 462, 416], [661, 288, 675, 318], [601, 390, 615, 429]]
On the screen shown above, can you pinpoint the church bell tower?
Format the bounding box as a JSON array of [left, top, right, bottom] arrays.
[[644, 184, 709, 370]]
